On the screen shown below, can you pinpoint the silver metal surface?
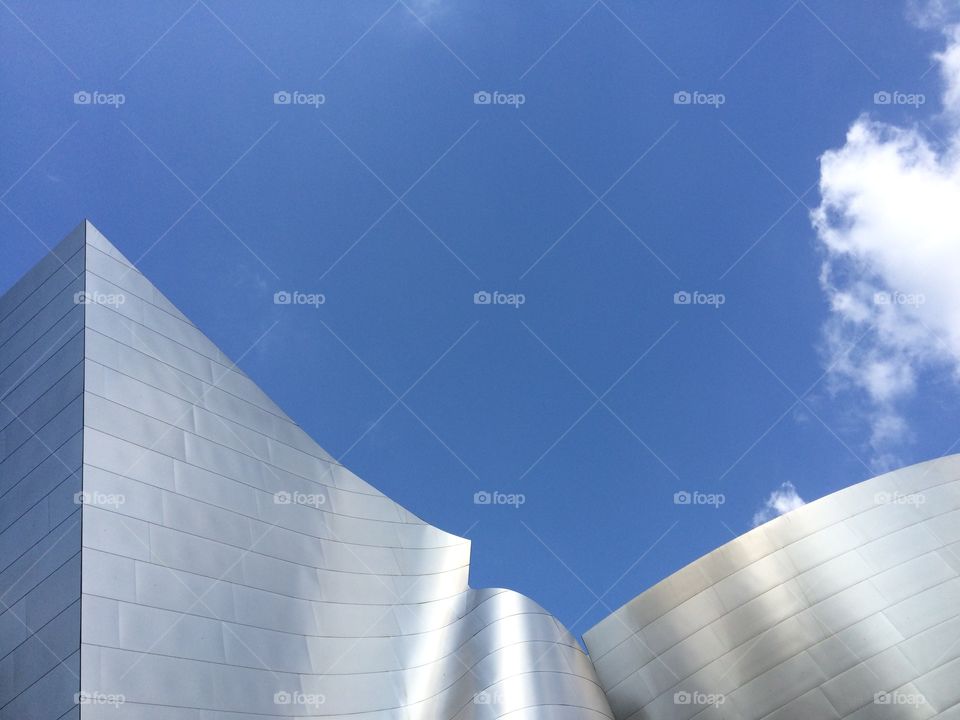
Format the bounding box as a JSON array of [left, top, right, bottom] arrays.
[[584, 458, 960, 719], [0, 223, 84, 719], [3, 221, 959, 719], [0, 221, 613, 719]]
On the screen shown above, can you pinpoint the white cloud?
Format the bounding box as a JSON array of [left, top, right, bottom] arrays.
[[908, 0, 960, 29], [752, 481, 806, 526], [811, 24, 960, 469]]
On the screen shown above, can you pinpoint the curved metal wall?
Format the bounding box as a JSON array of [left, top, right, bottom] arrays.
[[8, 222, 960, 720], [70, 222, 613, 720], [584, 457, 960, 719]]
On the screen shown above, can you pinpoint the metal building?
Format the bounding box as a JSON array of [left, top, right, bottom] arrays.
[[585, 453, 960, 719], [0, 222, 610, 719], [1, 221, 958, 719]]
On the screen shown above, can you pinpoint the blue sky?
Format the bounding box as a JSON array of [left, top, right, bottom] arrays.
[[3, 0, 960, 638]]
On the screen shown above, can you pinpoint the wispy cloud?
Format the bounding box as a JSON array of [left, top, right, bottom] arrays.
[[908, 0, 960, 29], [752, 481, 806, 526], [811, 23, 960, 470]]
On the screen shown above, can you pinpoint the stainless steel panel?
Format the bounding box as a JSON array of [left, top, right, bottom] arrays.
[[871, 551, 956, 604], [0, 435, 81, 533], [819, 646, 919, 716], [586, 456, 960, 719], [885, 578, 960, 638], [0, 231, 82, 720], [914, 656, 960, 710], [760, 688, 841, 720], [899, 615, 960, 675], [0, 315, 82, 401], [0, 246, 83, 344], [70, 223, 611, 718], [0, 221, 82, 321], [804, 610, 903, 679], [844, 681, 938, 720], [10, 222, 960, 719], [0, 650, 78, 719], [0, 277, 83, 369]]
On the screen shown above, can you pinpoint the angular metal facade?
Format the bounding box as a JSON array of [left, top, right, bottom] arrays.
[[584, 457, 960, 719], [2, 221, 959, 719], [0, 222, 612, 719], [0, 224, 84, 719]]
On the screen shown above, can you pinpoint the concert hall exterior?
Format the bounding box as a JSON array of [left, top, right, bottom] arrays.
[[1, 221, 958, 718]]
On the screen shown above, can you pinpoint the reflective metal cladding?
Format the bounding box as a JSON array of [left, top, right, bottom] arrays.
[[584, 457, 960, 719], [0, 221, 612, 719], [1, 221, 958, 719]]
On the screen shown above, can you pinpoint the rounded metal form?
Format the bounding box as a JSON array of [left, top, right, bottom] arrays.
[[584, 456, 960, 719]]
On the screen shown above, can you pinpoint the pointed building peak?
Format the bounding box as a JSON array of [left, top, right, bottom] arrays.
[[81, 219, 137, 270]]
